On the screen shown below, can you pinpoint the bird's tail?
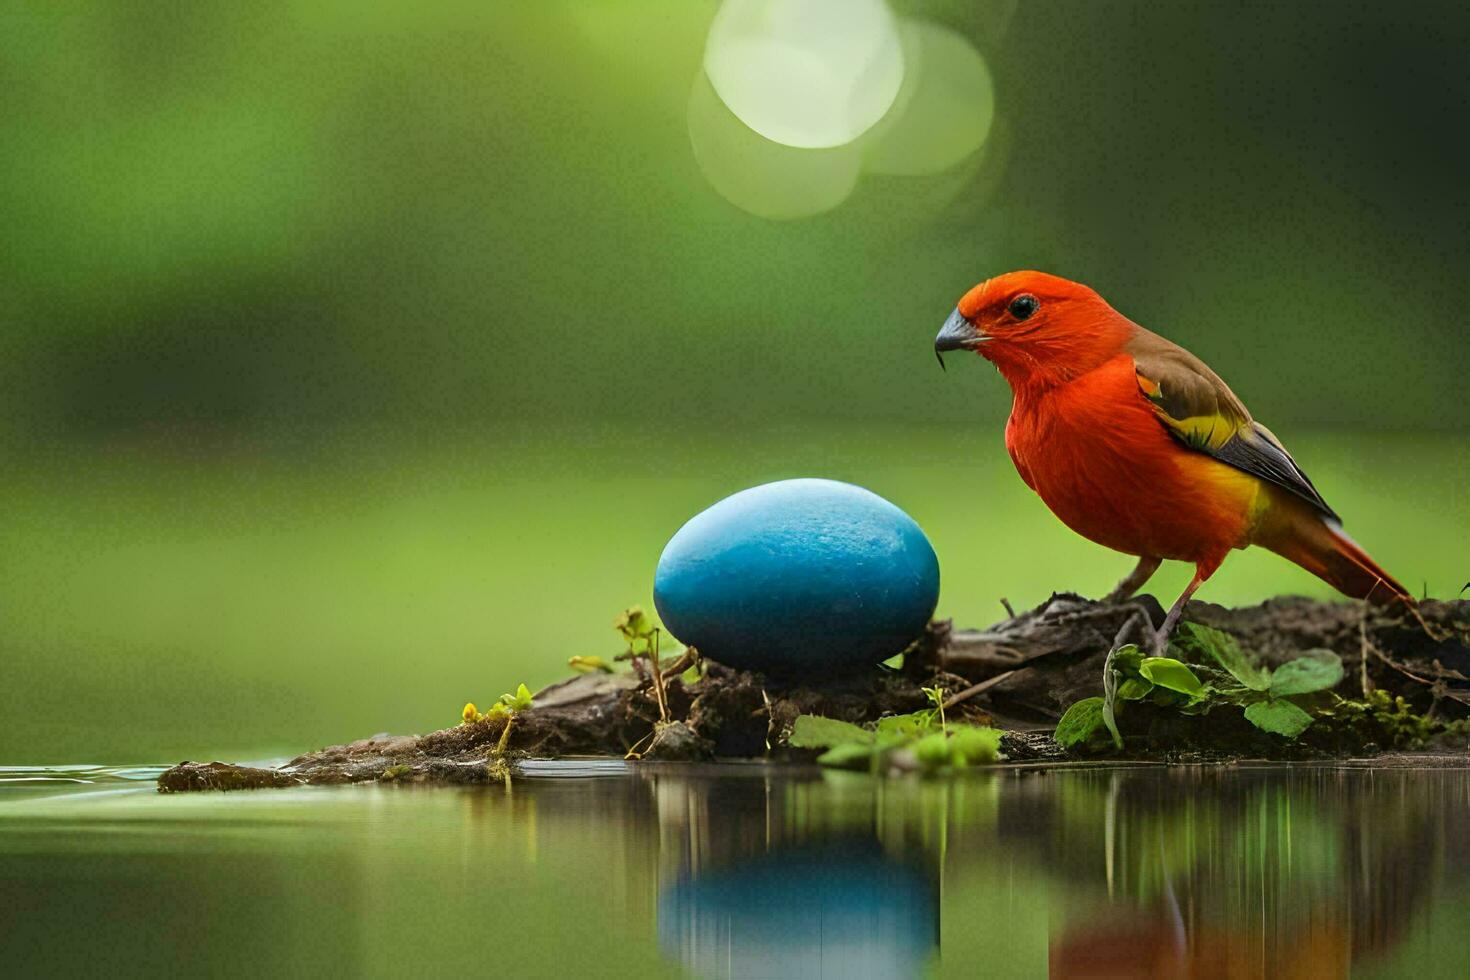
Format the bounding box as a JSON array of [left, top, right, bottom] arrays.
[[1258, 499, 1414, 606]]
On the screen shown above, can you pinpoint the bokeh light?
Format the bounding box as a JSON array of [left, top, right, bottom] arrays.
[[687, 69, 862, 220], [691, 0, 1000, 220], [862, 21, 996, 177], [703, 0, 905, 150]]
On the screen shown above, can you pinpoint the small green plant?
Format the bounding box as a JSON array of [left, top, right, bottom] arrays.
[[1056, 623, 1347, 751], [460, 682, 535, 725], [615, 605, 671, 724], [1319, 689, 1470, 749], [1176, 624, 1343, 737], [613, 606, 658, 653], [459, 682, 537, 755], [787, 709, 1002, 775], [922, 686, 948, 732], [504, 682, 535, 711]]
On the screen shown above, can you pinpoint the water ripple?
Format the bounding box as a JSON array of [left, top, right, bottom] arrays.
[[0, 764, 170, 787]]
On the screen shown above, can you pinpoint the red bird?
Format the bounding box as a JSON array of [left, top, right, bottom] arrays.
[[935, 271, 1412, 643]]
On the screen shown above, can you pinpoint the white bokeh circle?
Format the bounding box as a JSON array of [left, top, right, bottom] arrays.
[[703, 0, 905, 150]]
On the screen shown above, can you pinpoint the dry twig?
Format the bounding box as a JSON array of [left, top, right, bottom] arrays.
[[940, 669, 1023, 711]]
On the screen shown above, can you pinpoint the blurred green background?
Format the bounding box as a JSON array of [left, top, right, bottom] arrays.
[[2, 1, 1466, 762]]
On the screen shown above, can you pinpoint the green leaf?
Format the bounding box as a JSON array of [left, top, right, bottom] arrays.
[[948, 726, 1002, 766], [1268, 649, 1344, 697], [1244, 699, 1314, 738], [875, 711, 935, 738], [815, 742, 878, 769], [1117, 677, 1154, 700], [614, 606, 658, 651], [1171, 622, 1269, 691], [913, 732, 953, 770], [499, 683, 535, 712], [1138, 657, 1205, 697], [1054, 697, 1107, 749], [1111, 645, 1145, 676], [789, 714, 874, 750]]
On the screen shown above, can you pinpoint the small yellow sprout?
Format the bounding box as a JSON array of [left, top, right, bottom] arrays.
[[569, 655, 614, 674], [458, 683, 533, 728]]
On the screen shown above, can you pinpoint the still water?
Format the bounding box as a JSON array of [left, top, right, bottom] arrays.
[[3, 762, 1468, 978]]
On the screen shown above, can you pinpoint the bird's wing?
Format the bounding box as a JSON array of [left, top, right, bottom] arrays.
[[1127, 329, 1340, 521]]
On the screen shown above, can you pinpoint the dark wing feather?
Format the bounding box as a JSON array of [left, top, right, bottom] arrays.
[[1127, 329, 1339, 521], [1212, 424, 1339, 521]]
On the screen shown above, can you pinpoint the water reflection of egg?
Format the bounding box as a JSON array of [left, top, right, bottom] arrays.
[[658, 844, 938, 978]]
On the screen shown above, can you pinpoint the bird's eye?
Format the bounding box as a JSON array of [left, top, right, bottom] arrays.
[[1008, 294, 1039, 320]]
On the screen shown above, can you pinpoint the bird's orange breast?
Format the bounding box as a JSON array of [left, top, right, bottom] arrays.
[[1005, 354, 1264, 563]]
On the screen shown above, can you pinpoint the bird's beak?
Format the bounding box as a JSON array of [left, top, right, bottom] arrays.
[[934, 307, 988, 369]]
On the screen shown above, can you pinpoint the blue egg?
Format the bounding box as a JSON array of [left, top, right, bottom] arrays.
[[653, 479, 940, 673]]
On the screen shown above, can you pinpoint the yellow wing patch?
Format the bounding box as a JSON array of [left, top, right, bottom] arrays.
[[1162, 413, 1239, 452], [1129, 339, 1338, 519], [1136, 371, 1241, 452]]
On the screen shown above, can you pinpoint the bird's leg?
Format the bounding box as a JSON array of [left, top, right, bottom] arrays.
[[1104, 556, 1163, 604], [1157, 559, 1221, 647]]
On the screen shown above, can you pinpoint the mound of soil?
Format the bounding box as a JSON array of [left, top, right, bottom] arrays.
[[157, 593, 1470, 792]]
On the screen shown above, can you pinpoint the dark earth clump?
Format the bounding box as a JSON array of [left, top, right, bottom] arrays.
[[157, 761, 305, 792], [158, 593, 1470, 791]]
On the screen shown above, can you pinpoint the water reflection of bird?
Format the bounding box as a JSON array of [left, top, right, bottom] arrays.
[[1049, 910, 1351, 979], [935, 271, 1412, 644]]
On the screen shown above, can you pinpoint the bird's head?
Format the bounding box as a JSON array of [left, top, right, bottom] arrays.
[[934, 271, 1135, 387]]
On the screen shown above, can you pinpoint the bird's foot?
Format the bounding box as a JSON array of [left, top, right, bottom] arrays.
[[1154, 612, 1185, 653], [1102, 558, 1163, 607]]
